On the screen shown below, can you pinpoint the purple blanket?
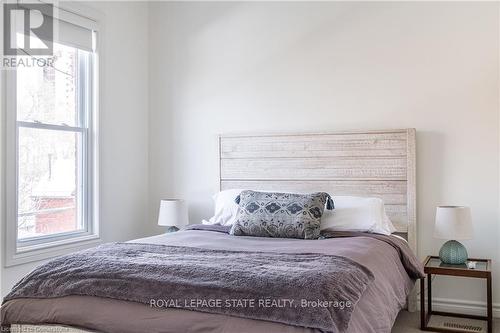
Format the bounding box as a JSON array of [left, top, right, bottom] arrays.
[[320, 230, 424, 280], [4, 242, 375, 333], [186, 224, 425, 280]]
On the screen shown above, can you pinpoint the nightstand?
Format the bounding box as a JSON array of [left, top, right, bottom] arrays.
[[421, 255, 492, 333]]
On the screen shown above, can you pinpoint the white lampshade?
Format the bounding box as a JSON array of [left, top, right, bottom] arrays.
[[158, 199, 189, 227], [434, 206, 473, 240]]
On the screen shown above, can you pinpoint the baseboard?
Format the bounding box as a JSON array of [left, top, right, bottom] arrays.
[[418, 296, 500, 318]]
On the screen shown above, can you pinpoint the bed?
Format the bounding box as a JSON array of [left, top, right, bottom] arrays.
[[1, 129, 421, 333]]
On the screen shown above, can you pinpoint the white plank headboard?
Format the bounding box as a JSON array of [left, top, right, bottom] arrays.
[[218, 129, 417, 254]]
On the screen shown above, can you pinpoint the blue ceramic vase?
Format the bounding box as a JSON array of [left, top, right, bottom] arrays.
[[439, 240, 468, 264]]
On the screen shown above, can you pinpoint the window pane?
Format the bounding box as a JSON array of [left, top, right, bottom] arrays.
[[17, 127, 84, 240], [16, 42, 86, 127]]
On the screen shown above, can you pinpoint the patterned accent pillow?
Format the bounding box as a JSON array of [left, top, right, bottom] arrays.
[[230, 190, 334, 239]]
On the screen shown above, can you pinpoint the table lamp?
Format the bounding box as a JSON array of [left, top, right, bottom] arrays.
[[433, 206, 473, 264], [158, 199, 189, 232]]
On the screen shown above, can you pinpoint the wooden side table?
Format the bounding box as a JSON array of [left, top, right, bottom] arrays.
[[421, 255, 492, 333]]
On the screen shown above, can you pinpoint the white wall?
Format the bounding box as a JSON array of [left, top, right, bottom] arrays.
[[148, 1, 500, 314], [1, 1, 151, 295]]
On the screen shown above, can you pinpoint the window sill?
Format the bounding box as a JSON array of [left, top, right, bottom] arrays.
[[5, 234, 101, 267]]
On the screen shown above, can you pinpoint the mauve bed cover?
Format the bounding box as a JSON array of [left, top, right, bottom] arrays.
[[1, 229, 415, 333]]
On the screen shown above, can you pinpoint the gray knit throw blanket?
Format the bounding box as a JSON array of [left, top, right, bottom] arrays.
[[4, 243, 375, 333]]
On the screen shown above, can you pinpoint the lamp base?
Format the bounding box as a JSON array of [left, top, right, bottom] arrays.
[[166, 226, 179, 233], [439, 240, 468, 264]]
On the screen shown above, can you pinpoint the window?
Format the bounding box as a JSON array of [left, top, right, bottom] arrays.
[[5, 4, 100, 264], [17, 42, 93, 244]]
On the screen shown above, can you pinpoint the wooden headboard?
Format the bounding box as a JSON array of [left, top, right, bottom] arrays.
[[218, 129, 417, 254]]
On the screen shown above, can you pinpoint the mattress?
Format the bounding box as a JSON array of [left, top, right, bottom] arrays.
[[1, 229, 417, 333]]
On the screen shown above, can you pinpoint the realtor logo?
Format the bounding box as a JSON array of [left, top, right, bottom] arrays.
[[3, 3, 53, 56]]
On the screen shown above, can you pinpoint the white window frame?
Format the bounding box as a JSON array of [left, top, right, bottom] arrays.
[[4, 1, 102, 266]]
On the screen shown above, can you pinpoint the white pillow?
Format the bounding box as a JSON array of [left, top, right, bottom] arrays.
[[320, 196, 396, 235], [204, 191, 396, 235], [202, 189, 242, 226]]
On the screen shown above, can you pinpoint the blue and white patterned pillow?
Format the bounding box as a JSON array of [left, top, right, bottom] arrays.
[[230, 190, 334, 239]]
